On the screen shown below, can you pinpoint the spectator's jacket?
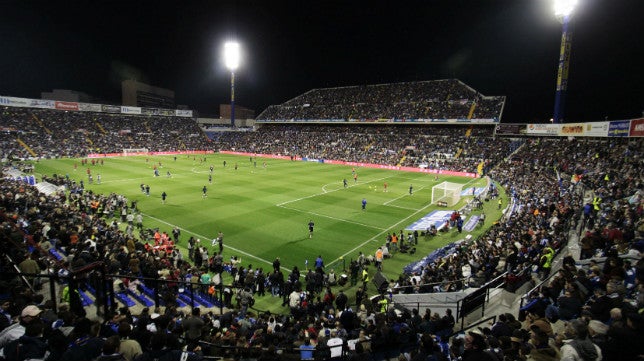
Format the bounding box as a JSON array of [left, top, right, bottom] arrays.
[[1, 334, 48, 361], [60, 336, 104, 361]]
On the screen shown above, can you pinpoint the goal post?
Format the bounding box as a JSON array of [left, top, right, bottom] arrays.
[[122, 148, 149, 156], [431, 181, 463, 207]]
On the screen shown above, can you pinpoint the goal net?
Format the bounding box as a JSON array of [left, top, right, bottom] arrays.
[[123, 148, 149, 156], [431, 181, 463, 207]]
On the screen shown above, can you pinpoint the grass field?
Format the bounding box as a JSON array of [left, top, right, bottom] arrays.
[[32, 153, 503, 312]]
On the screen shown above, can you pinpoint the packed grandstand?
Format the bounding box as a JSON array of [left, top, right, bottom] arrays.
[[0, 80, 642, 361]]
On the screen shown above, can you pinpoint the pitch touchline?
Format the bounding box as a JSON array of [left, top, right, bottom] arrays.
[[141, 213, 277, 269]]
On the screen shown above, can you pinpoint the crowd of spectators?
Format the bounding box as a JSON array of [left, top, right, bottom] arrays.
[[0, 118, 641, 360], [0, 108, 211, 159], [213, 124, 518, 174], [257, 80, 505, 121]]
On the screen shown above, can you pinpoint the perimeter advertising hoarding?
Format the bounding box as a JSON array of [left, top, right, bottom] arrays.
[[0, 95, 192, 117], [55, 101, 79, 111], [102, 105, 121, 113], [176, 109, 193, 117], [495, 124, 522, 136], [158, 109, 175, 116], [79, 103, 102, 112], [526, 124, 559, 135], [29, 99, 55, 109], [608, 120, 630, 137], [581, 122, 610, 137], [0, 96, 30, 107], [141, 108, 159, 115], [630, 118, 644, 137], [121, 106, 142, 115], [559, 123, 585, 136]]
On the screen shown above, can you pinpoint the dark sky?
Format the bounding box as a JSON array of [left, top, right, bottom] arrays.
[[1, 0, 642, 123]]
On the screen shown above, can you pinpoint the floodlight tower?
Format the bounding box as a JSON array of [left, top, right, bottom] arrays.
[[223, 41, 240, 127], [552, 0, 577, 124]]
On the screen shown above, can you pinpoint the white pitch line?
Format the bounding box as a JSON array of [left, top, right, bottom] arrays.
[[383, 184, 428, 205], [277, 204, 388, 231], [142, 213, 276, 269], [385, 204, 421, 211], [278, 175, 394, 207], [325, 177, 481, 268], [325, 201, 437, 268]]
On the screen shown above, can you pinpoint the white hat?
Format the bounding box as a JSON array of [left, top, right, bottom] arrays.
[[21, 305, 42, 318]]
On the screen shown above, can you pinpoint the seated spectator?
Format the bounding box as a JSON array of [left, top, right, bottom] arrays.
[[559, 319, 602, 361]]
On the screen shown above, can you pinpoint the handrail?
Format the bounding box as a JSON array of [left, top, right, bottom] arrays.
[[449, 315, 497, 338], [393, 276, 471, 293]]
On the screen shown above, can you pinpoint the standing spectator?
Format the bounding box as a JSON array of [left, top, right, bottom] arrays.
[[18, 253, 41, 290], [237, 288, 253, 319], [182, 308, 205, 348], [327, 330, 345, 360], [315, 255, 324, 269], [135, 213, 143, 232]]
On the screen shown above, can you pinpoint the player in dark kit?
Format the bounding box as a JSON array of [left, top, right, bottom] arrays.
[[308, 220, 314, 238]]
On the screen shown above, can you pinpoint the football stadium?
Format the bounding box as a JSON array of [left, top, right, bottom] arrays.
[[0, 2, 643, 361]]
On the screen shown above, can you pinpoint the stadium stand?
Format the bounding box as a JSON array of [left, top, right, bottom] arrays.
[[0, 97, 642, 360]]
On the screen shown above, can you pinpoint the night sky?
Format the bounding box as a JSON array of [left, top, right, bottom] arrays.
[[1, 0, 642, 123]]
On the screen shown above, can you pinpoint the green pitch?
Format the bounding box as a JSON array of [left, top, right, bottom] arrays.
[[33, 154, 502, 312]]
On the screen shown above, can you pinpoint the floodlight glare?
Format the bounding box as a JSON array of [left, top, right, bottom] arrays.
[[554, 0, 578, 18], [224, 42, 240, 71]]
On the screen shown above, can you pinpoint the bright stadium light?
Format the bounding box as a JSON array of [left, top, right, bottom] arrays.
[[223, 41, 241, 127], [554, 0, 578, 18], [552, 0, 578, 124], [223, 41, 240, 71]]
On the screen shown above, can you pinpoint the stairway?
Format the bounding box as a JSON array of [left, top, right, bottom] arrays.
[[95, 121, 107, 134], [467, 102, 476, 119], [397, 155, 406, 167], [31, 113, 52, 135], [16, 138, 37, 157]]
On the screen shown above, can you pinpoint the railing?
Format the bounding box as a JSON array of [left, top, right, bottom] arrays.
[[448, 315, 497, 339], [456, 271, 507, 329]]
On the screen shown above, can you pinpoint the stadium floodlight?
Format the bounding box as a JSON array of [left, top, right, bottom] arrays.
[[554, 0, 578, 18], [223, 41, 241, 127], [552, 0, 577, 124]]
